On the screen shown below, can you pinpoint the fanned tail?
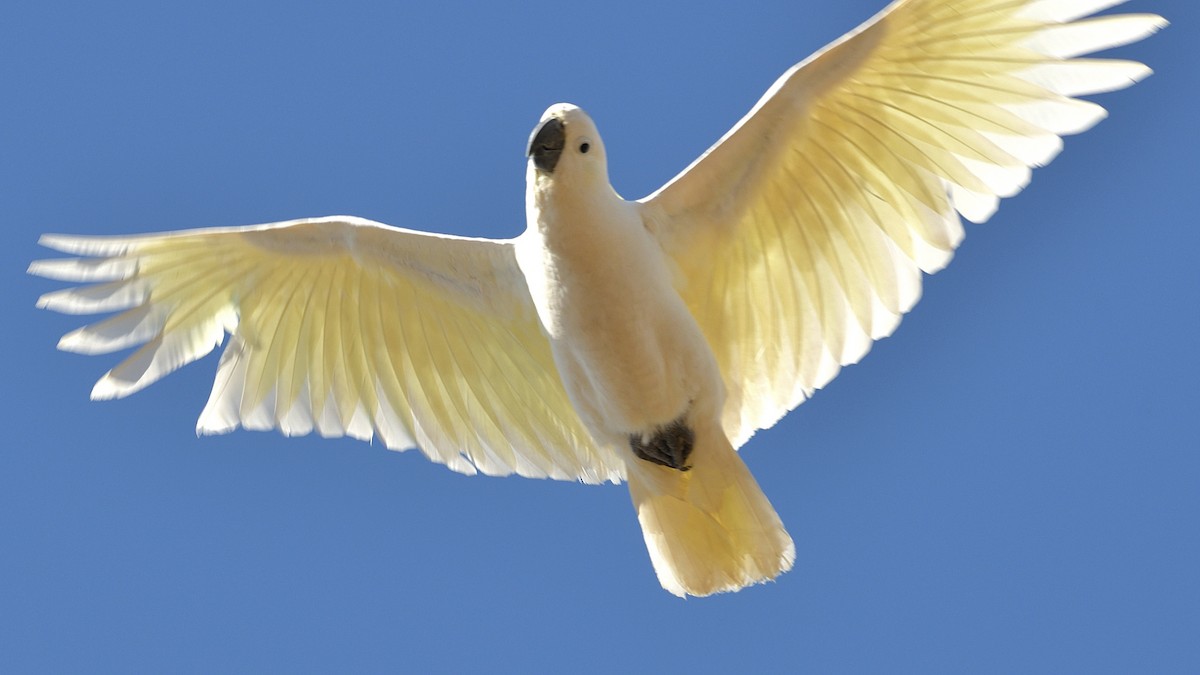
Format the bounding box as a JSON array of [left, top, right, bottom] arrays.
[[626, 421, 794, 597]]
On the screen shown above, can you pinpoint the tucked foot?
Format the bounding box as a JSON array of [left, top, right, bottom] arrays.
[[630, 417, 695, 471]]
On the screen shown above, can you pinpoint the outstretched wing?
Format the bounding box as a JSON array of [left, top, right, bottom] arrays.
[[639, 0, 1164, 446], [31, 216, 623, 483]]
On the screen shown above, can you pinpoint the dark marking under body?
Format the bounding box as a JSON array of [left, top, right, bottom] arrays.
[[630, 417, 695, 471]]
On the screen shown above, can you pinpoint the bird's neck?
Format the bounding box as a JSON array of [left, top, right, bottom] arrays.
[[526, 170, 625, 243]]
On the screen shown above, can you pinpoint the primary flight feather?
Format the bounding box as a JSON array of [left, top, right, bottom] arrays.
[[31, 0, 1164, 597]]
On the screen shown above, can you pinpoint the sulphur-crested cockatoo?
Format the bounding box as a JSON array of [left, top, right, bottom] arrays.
[[31, 0, 1164, 597]]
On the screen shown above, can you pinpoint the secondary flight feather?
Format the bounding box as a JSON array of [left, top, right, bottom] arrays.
[[31, 0, 1164, 597]]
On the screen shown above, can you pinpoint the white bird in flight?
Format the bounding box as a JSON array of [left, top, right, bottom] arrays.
[[31, 0, 1164, 597]]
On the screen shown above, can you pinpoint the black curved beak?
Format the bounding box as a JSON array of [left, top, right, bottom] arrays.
[[527, 117, 565, 174]]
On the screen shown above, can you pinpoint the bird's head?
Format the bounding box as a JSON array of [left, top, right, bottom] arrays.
[[527, 103, 608, 187]]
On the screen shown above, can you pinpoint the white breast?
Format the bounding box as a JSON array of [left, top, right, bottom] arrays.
[[516, 183, 722, 442]]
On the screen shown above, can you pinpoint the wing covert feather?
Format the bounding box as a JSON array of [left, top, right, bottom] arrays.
[[31, 217, 623, 483], [640, 0, 1164, 446]]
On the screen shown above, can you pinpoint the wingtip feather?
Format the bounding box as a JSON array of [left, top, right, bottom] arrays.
[[38, 233, 136, 257], [90, 372, 132, 401], [1026, 14, 1169, 60]]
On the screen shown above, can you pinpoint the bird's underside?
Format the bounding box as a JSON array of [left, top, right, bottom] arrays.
[[30, 0, 1164, 597]]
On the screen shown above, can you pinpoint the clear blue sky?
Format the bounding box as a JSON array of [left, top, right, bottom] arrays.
[[4, 1, 1196, 672]]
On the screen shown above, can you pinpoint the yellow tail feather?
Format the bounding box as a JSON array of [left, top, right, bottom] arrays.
[[626, 422, 794, 597]]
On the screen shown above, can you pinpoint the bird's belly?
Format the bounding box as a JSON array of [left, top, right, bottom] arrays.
[[517, 197, 723, 441], [548, 271, 720, 440]]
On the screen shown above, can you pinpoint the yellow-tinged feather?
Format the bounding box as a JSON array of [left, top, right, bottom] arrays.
[[32, 217, 624, 483], [641, 0, 1164, 446]]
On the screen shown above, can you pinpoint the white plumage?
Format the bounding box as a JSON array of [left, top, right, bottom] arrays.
[[30, 0, 1164, 597]]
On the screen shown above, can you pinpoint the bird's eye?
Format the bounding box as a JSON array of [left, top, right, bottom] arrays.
[[579, 142, 590, 154]]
